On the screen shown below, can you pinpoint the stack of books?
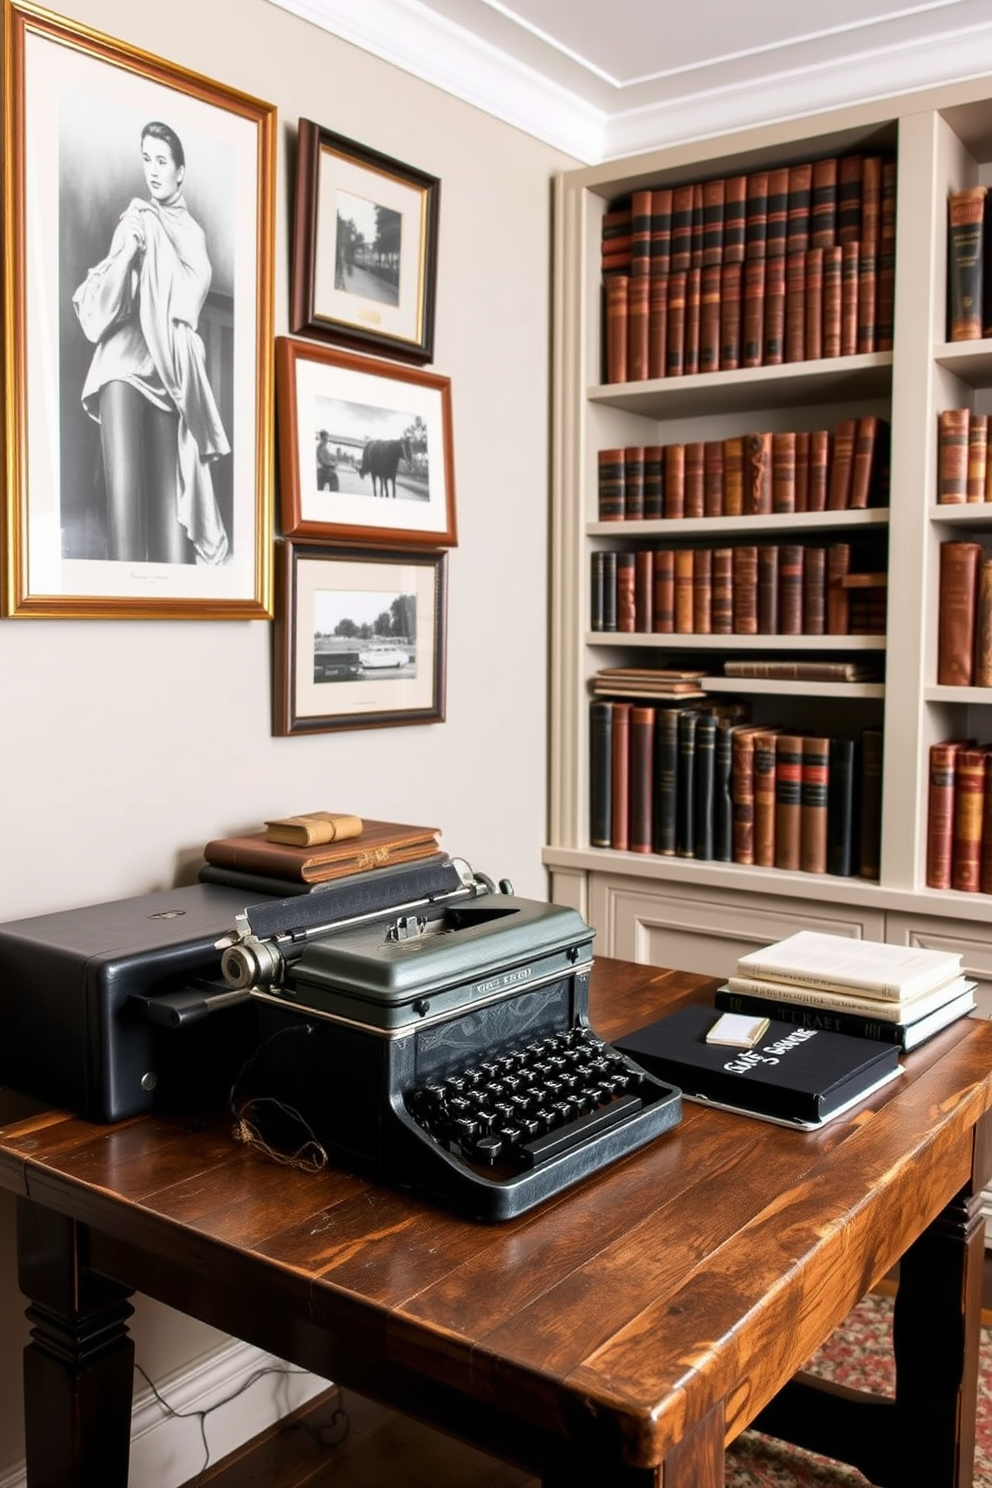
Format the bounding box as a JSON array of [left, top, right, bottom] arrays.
[[716, 930, 976, 1051], [198, 816, 444, 895]]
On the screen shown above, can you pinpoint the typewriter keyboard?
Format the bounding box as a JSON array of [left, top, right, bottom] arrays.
[[406, 1025, 662, 1174]]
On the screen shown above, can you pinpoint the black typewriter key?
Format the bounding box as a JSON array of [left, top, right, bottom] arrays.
[[448, 1096, 472, 1118], [469, 1135, 503, 1166], [453, 1116, 479, 1143]]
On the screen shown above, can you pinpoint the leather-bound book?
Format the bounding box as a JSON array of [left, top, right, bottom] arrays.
[[742, 258, 766, 366], [757, 545, 780, 634], [826, 543, 852, 634], [689, 181, 704, 266], [701, 177, 725, 265], [974, 555, 992, 687], [630, 189, 653, 280], [643, 445, 664, 519], [937, 540, 982, 685], [732, 545, 759, 633], [589, 700, 614, 848], [699, 263, 722, 373], [684, 266, 701, 375], [878, 161, 897, 351], [723, 437, 744, 515], [629, 705, 656, 854], [744, 431, 773, 515], [849, 416, 880, 509], [616, 551, 636, 632], [605, 274, 629, 383], [671, 184, 694, 272], [731, 725, 762, 864], [648, 274, 669, 379], [857, 238, 878, 355], [652, 549, 675, 633], [692, 546, 713, 633], [610, 701, 632, 851], [602, 550, 618, 631], [676, 708, 700, 858], [951, 747, 986, 891], [858, 725, 884, 880], [800, 735, 830, 873], [753, 729, 780, 867], [982, 755, 992, 894], [822, 245, 843, 357], [827, 736, 857, 877], [926, 739, 965, 888], [785, 250, 806, 361], [827, 418, 857, 510], [778, 544, 805, 634], [861, 156, 883, 248], [703, 440, 725, 517], [202, 818, 443, 886], [764, 252, 786, 365], [666, 269, 687, 376], [602, 205, 632, 246], [772, 431, 796, 514], [810, 158, 838, 248], [869, 418, 891, 508], [720, 261, 743, 369], [745, 170, 769, 261], [664, 443, 686, 518], [694, 711, 717, 861], [650, 187, 674, 277], [786, 162, 812, 256], [967, 413, 989, 503], [808, 430, 830, 511], [714, 717, 735, 862], [937, 408, 970, 504], [653, 705, 679, 855], [590, 550, 606, 631], [837, 155, 864, 243], [634, 549, 654, 633], [712, 548, 734, 634], [766, 167, 789, 259], [624, 445, 646, 520], [948, 187, 986, 341], [794, 431, 810, 513], [774, 734, 805, 871], [684, 441, 705, 518], [598, 447, 626, 520], [723, 175, 747, 263], [841, 241, 860, 355], [674, 548, 695, 633], [802, 546, 826, 635], [627, 273, 650, 380], [804, 247, 824, 361]]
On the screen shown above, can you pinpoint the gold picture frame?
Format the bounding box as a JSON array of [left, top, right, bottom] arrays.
[[1, 1, 276, 617]]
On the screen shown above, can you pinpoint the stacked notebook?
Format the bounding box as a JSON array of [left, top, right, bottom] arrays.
[[716, 930, 976, 1051]]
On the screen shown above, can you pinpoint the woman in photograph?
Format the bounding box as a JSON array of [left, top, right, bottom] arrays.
[[72, 120, 230, 565]]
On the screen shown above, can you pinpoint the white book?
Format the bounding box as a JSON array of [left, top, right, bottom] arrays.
[[736, 931, 964, 1003], [723, 973, 975, 1022]]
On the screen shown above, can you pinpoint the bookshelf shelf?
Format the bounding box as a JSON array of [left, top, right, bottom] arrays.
[[586, 632, 886, 651], [700, 678, 885, 699], [589, 509, 889, 540], [587, 353, 893, 418], [924, 685, 992, 704]]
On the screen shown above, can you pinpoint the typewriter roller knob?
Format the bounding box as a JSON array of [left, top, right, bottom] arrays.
[[220, 934, 284, 991]]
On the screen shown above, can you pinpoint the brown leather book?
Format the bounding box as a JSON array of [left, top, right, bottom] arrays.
[[766, 167, 789, 259], [634, 549, 654, 633], [837, 154, 864, 243], [927, 739, 967, 889], [202, 818, 443, 884], [723, 175, 747, 263], [800, 735, 831, 873], [671, 183, 694, 272], [742, 258, 766, 366], [684, 441, 705, 518], [967, 413, 989, 503], [732, 546, 759, 633], [723, 437, 744, 515], [598, 447, 626, 520], [720, 261, 742, 369], [757, 545, 779, 634], [784, 250, 806, 361], [794, 431, 810, 513], [692, 547, 713, 633], [826, 543, 851, 634], [701, 177, 726, 266], [763, 252, 786, 365], [648, 273, 669, 379], [628, 705, 656, 854], [731, 725, 763, 864], [982, 757, 992, 894], [699, 263, 722, 373], [841, 241, 860, 355], [937, 540, 982, 685], [744, 432, 773, 514], [974, 555, 992, 687], [822, 245, 843, 357], [804, 247, 824, 361], [689, 181, 704, 268], [861, 156, 883, 248], [948, 187, 986, 340], [666, 269, 687, 376], [712, 548, 734, 634], [802, 546, 826, 635], [610, 702, 632, 851], [778, 544, 805, 634], [859, 725, 884, 880], [808, 430, 830, 511], [937, 408, 970, 504], [626, 273, 650, 380], [652, 549, 675, 633], [827, 418, 857, 509], [644, 445, 664, 519], [674, 548, 695, 633], [772, 432, 796, 514], [264, 812, 362, 847], [650, 187, 674, 276], [605, 274, 629, 383], [810, 158, 838, 248], [753, 728, 781, 867], [786, 162, 812, 256], [857, 240, 878, 355], [616, 551, 637, 632], [849, 416, 880, 509], [745, 170, 769, 261], [951, 747, 987, 891], [684, 266, 702, 376], [877, 160, 897, 351], [624, 446, 646, 520], [703, 440, 725, 517], [774, 734, 805, 871], [630, 189, 653, 279], [664, 443, 686, 518]]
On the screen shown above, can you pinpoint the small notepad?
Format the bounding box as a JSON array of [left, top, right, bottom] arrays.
[[705, 1012, 771, 1048]]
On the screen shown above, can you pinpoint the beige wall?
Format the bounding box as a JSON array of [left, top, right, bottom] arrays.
[[0, 0, 575, 1471]]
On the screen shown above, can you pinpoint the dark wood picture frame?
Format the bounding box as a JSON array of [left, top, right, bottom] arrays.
[[291, 119, 440, 365]]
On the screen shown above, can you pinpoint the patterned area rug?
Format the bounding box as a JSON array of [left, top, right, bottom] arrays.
[[724, 1291, 992, 1486]]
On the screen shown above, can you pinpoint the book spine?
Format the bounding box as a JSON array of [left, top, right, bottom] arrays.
[[723, 175, 747, 263], [744, 432, 773, 515], [666, 269, 686, 376], [650, 188, 673, 277], [694, 712, 716, 862], [628, 705, 656, 853], [692, 546, 713, 633], [926, 740, 961, 889], [745, 170, 769, 263], [742, 258, 766, 366], [827, 418, 856, 510], [676, 709, 699, 858], [652, 549, 675, 633], [664, 444, 686, 519], [589, 700, 614, 848], [827, 736, 857, 876], [849, 416, 879, 509], [877, 161, 897, 351], [712, 548, 734, 635], [715, 988, 905, 1045], [601, 550, 617, 631], [859, 726, 884, 880], [802, 547, 826, 635], [948, 187, 987, 341], [937, 540, 982, 685], [610, 701, 632, 851], [598, 447, 626, 521], [810, 157, 838, 248], [674, 549, 695, 633], [634, 549, 654, 633], [648, 274, 669, 380], [684, 266, 701, 376], [857, 237, 878, 356], [757, 545, 780, 635], [684, 441, 705, 519], [967, 413, 989, 503], [766, 167, 789, 260], [837, 154, 863, 243], [778, 545, 805, 635], [794, 431, 810, 513], [699, 263, 722, 374], [822, 244, 843, 357], [772, 432, 796, 515], [723, 437, 744, 516], [763, 252, 786, 366], [630, 189, 653, 279], [590, 551, 606, 631], [703, 440, 725, 518], [951, 747, 986, 891], [701, 177, 725, 265], [643, 445, 664, 520], [800, 736, 830, 873], [714, 719, 734, 862], [807, 430, 830, 512], [804, 247, 824, 361], [653, 706, 679, 855], [671, 184, 694, 272], [774, 734, 804, 870], [753, 730, 779, 867], [785, 250, 806, 362], [732, 546, 758, 634], [623, 445, 645, 520], [974, 555, 992, 687], [720, 261, 742, 369], [982, 752, 992, 893], [786, 163, 812, 257], [626, 273, 650, 380], [826, 543, 851, 635], [840, 241, 860, 355], [731, 727, 758, 865], [616, 551, 636, 633], [604, 274, 629, 383]]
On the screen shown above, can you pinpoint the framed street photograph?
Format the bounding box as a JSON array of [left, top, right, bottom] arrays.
[[1, 1, 276, 617], [276, 337, 457, 548], [291, 119, 439, 365], [274, 540, 446, 735]]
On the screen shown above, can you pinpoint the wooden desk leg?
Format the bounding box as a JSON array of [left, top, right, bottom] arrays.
[[16, 1198, 135, 1488], [541, 1403, 724, 1487]]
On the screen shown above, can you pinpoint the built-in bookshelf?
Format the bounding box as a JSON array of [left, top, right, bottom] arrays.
[[546, 79, 992, 1016]]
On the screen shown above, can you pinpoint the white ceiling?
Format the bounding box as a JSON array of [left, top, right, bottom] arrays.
[[267, 0, 992, 162]]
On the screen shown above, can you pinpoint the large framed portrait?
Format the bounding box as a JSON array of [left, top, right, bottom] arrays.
[[291, 119, 439, 365], [276, 337, 457, 549], [274, 540, 447, 735], [1, 1, 276, 618]]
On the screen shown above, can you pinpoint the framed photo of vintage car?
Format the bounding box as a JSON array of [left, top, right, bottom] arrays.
[[276, 337, 457, 548], [291, 119, 439, 365], [1, 1, 275, 617], [274, 539, 447, 735]]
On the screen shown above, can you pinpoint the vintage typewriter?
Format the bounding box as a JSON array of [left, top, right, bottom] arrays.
[[218, 857, 682, 1221]]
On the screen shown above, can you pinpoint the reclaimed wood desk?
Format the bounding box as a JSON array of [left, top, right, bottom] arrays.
[[2, 957, 992, 1488]]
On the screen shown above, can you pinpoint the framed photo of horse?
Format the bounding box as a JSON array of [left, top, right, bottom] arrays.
[[1, 1, 276, 618], [275, 337, 457, 549], [273, 539, 447, 735], [291, 119, 440, 365]]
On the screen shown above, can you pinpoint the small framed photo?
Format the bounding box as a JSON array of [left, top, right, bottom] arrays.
[[274, 540, 447, 735], [276, 337, 457, 548], [2, 1, 276, 618], [291, 119, 439, 365]]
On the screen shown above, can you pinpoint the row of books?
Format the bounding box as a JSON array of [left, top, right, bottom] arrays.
[[597, 419, 889, 522], [926, 738, 992, 893], [590, 700, 883, 880], [947, 187, 992, 342], [936, 409, 992, 505], [936, 541, 992, 688], [588, 659, 884, 700], [590, 543, 887, 637]]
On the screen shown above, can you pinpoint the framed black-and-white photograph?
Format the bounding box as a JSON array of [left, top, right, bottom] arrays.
[[291, 119, 439, 365], [276, 337, 457, 548], [1, 1, 275, 618], [274, 541, 446, 734]]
